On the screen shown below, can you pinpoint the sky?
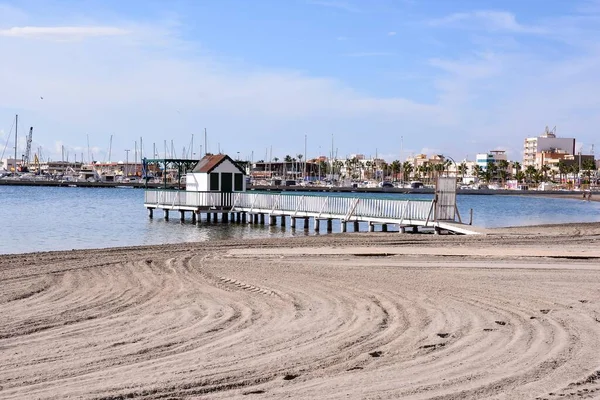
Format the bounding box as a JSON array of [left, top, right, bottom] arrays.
[[1, 0, 599, 163]]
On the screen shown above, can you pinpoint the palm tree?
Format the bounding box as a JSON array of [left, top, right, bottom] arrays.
[[433, 163, 445, 180], [402, 162, 413, 182], [540, 164, 551, 182], [525, 165, 537, 184], [557, 160, 568, 184], [273, 157, 279, 162], [390, 160, 401, 179], [515, 170, 526, 184], [496, 160, 508, 186], [418, 163, 430, 184], [472, 165, 481, 182], [457, 162, 468, 182], [570, 164, 580, 186], [284, 155, 292, 162], [582, 159, 596, 184], [382, 161, 391, 180], [486, 162, 498, 183], [512, 161, 521, 180]]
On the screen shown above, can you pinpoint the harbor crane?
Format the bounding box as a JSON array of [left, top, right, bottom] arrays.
[[18, 127, 33, 172]]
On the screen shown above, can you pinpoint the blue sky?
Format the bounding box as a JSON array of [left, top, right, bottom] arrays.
[[1, 0, 599, 163]]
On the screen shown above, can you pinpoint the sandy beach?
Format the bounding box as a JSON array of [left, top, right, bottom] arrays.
[[1, 225, 600, 399]]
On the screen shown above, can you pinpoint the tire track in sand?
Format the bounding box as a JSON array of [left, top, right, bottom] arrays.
[[1, 247, 600, 399]]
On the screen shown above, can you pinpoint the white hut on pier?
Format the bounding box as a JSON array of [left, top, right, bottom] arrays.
[[186, 154, 246, 192]]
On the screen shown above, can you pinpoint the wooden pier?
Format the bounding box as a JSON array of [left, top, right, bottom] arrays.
[[143, 190, 483, 235]]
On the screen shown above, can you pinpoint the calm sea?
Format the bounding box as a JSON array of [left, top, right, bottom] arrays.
[[1, 186, 599, 254]]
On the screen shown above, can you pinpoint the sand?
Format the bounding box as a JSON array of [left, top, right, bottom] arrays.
[[1, 226, 600, 399]]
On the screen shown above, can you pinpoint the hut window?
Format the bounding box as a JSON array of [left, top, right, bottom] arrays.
[[234, 173, 243, 191], [209, 173, 219, 191]]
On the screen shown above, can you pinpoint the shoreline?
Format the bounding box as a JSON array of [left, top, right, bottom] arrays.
[[3, 220, 600, 257], [2, 225, 600, 399]]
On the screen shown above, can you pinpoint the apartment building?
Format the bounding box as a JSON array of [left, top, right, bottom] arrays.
[[523, 126, 575, 167]]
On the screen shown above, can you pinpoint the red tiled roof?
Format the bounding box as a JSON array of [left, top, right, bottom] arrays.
[[192, 154, 246, 174]]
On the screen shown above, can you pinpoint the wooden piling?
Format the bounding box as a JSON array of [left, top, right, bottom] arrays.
[[222, 212, 229, 223], [269, 215, 276, 225], [148, 208, 153, 219], [314, 219, 320, 232], [368, 222, 374, 232], [304, 217, 309, 230], [341, 221, 347, 232], [241, 212, 247, 223], [164, 209, 169, 221], [326, 219, 333, 232], [260, 213, 265, 225], [191, 211, 197, 224], [280, 215, 286, 227], [353, 221, 359, 232], [291, 217, 296, 229], [382, 224, 388, 232]]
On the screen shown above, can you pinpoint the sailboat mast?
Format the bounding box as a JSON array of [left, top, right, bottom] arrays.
[[14, 114, 18, 174], [108, 135, 113, 162]]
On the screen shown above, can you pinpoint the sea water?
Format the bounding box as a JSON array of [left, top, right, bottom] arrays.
[[1, 186, 599, 254]]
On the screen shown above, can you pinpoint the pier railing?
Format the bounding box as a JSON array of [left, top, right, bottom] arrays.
[[145, 190, 235, 208], [144, 190, 434, 222]]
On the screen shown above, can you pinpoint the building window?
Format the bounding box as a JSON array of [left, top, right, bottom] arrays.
[[209, 173, 219, 191]]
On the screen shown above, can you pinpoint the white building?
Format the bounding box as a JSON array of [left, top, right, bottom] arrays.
[[186, 154, 246, 192], [476, 150, 508, 170], [523, 127, 575, 167]]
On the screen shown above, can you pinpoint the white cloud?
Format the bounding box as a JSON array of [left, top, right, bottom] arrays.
[[429, 10, 546, 34], [2, 3, 600, 163], [0, 15, 442, 162], [388, 31, 397, 36], [0, 26, 130, 39]]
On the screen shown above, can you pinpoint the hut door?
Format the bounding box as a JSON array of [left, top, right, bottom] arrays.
[[220, 173, 233, 208], [221, 173, 233, 192]]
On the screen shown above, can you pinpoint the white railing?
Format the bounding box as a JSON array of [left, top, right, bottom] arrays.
[[145, 190, 436, 222], [144, 190, 234, 208]]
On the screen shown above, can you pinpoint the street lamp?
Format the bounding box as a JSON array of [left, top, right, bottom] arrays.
[[439, 154, 457, 177], [125, 149, 130, 179]]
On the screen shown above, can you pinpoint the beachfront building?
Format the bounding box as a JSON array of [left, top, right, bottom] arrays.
[[404, 154, 446, 182], [186, 154, 247, 192], [523, 126, 575, 167], [475, 150, 507, 170]]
